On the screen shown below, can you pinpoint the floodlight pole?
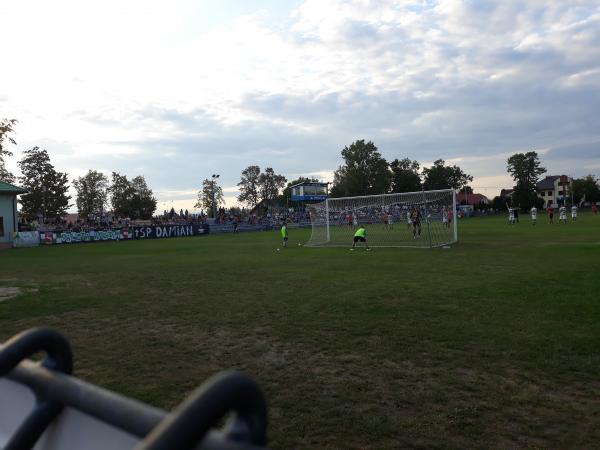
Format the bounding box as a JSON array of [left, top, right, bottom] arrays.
[[211, 174, 219, 218]]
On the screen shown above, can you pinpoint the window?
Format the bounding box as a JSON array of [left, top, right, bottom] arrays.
[[548, 191, 552, 196], [558, 190, 564, 195], [0, 217, 4, 237], [540, 192, 545, 196]]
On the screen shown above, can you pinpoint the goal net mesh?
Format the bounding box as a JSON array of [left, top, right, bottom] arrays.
[[305, 189, 457, 248]]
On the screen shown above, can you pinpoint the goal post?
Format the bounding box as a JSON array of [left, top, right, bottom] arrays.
[[306, 189, 457, 248]]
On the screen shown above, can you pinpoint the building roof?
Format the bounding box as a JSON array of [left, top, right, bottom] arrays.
[[288, 180, 329, 189], [0, 181, 27, 194], [536, 176, 560, 190], [457, 193, 489, 205]]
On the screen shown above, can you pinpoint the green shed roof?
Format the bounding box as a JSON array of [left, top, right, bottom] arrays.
[[0, 181, 27, 194]]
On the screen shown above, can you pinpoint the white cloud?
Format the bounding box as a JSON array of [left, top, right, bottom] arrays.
[[1, 0, 599, 210]]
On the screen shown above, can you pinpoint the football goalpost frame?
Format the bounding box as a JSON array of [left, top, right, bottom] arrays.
[[306, 189, 458, 248]]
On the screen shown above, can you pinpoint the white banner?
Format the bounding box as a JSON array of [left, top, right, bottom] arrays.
[[11, 231, 40, 248]]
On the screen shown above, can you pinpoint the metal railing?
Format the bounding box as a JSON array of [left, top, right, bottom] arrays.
[[0, 328, 269, 450]]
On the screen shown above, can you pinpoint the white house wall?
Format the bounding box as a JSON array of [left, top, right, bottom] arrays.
[[0, 194, 17, 243]]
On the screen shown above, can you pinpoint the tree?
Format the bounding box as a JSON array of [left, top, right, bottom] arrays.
[[73, 170, 109, 219], [280, 176, 319, 203], [491, 196, 505, 210], [258, 167, 287, 202], [422, 159, 473, 191], [110, 172, 135, 218], [130, 175, 157, 219], [0, 118, 17, 183], [571, 175, 600, 204], [330, 140, 391, 197], [237, 165, 261, 207], [18, 146, 71, 220], [389, 158, 421, 193], [195, 178, 224, 217], [109, 172, 157, 219], [506, 151, 546, 210]]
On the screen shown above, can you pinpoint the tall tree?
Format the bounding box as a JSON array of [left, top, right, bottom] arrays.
[[129, 175, 157, 219], [73, 170, 109, 219], [506, 151, 546, 209], [110, 172, 135, 218], [571, 175, 600, 204], [258, 167, 287, 202], [237, 165, 261, 207], [109, 172, 157, 219], [422, 159, 473, 191], [195, 178, 224, 217], [0, 118, 18, 183], [330, 140, 391, 197], [389, 158, 421, 193], [18, 146, 71, 220]]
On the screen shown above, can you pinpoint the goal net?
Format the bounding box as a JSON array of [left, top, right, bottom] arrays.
[[305, 189, 457, 248]]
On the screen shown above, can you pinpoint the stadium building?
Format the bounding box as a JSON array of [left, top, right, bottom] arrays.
[[0, 181, 27, 247]]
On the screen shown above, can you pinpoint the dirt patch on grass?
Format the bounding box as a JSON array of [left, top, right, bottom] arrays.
[[0, 287, 38, 302]]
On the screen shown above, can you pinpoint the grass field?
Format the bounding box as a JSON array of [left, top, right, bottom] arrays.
[[1, 214, 599, 449]]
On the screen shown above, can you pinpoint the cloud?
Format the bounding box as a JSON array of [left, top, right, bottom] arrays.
[[1, 0, 599, 210]]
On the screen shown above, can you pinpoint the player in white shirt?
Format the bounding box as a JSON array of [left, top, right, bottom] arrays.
[[406, 210, 412, 229], [571, 205, 578, 221], [508, 206, 515, 224], [530, 206, 537, 225], [442, 208, 448, 227], [559, 205, 567, 224]]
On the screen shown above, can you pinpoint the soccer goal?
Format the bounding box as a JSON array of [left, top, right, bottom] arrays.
[[305, 189, 457, 248]]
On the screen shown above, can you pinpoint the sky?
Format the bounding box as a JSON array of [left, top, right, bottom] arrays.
[[1, 0, 599, 212]]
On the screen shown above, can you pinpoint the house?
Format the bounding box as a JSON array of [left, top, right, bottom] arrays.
[[536, 175, 572, 208], [0, 181, 27, 246], [457, 192, 489, 206]]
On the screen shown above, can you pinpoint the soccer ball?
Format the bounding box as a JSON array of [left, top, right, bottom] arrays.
[[297, 243, 302, 246], [277, 248, 280, 251]]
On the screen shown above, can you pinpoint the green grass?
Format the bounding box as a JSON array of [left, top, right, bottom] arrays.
[[1, 214, 600, 449]]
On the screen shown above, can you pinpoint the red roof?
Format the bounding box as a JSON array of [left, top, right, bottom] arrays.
[[457, 193, 489, 205]]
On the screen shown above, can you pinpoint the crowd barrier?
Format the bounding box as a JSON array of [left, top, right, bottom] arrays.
[[38, 224, 210, 245]]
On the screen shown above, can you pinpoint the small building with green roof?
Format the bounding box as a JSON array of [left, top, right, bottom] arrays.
[[0, 181, 27, 245]]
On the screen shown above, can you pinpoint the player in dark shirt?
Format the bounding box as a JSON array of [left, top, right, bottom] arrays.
[[411, 207, 422, 239]]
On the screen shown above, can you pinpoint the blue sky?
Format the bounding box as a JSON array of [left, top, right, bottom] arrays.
[[1, 0, 599, 212]]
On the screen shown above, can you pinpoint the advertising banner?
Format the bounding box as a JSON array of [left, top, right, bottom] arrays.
[[131, 224, 209, 239], [11, 231, 40, 248], [38, 224, 209, 245], [41, 229, 124, 245]]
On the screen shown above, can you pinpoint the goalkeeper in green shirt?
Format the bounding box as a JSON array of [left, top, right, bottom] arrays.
[[351, 225, 370, 250], [281, 222, 288, 247]]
